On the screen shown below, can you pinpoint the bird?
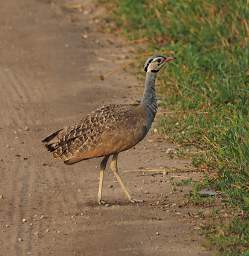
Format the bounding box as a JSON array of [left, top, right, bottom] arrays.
[[42, 55, 175, 204]]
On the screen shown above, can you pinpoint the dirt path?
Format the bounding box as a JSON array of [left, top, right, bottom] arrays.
[[0, 1, 212, 255]]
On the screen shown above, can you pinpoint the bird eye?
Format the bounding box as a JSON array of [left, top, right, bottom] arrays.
[[157, 59, 162, 63]]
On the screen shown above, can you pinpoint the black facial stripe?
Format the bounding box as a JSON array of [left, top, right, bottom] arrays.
[[144, 58, 153, 72], [151, 70, 159, 73]]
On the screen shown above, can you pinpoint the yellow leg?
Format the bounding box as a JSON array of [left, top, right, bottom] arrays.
[[97, 155, 109, 204], [110, 153, 140, 203]]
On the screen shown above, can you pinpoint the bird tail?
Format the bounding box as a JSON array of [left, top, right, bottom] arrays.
[[42, 128, 64, 152]]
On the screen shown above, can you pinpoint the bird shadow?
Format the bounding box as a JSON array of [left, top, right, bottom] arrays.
[[84, 200, 145, 208]]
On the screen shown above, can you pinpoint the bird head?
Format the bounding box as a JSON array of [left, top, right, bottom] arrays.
[[144, 55, 175, 73]]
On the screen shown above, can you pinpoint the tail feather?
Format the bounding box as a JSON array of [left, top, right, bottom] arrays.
[[42, 128, 64, 152], [42, 129, 63, 143]]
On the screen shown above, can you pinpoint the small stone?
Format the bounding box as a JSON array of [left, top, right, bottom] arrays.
[[22, 218, 27, 223], [156, 232, 160, 236], [24, 126, 29, 131], [81, 34, 88, 39], [0, 194, 3, 199], [45, 228, 49, 233], [34, 231, 39, 236], [198, 189, 217, 197], [166, 148, 175, 154], [18, 237, 23, 242], [108, 185, 113, 189]]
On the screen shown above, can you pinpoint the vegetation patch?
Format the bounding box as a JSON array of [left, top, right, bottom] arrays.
[[99, 0, 249, 255]]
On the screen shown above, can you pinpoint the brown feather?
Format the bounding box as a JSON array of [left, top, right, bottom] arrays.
[[42, 104, 148, 164]]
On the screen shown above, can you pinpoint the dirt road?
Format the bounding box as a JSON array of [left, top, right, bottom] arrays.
[[0, 1, 212, 255]]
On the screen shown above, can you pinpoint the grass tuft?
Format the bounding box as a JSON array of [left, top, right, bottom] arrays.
[[100, 0, 249, 254]]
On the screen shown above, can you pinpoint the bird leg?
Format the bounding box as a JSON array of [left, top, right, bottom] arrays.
[[110, 153, 140, 203], [98, 155, 109, 205]]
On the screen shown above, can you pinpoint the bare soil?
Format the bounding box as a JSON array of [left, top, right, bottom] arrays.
[[0, 1, 213, 255]]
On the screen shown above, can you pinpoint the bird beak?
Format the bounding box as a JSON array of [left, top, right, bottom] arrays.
[[164, 57, 175, 63]]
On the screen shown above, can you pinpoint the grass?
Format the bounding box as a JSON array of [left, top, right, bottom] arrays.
[[99, 0, 249, 255]]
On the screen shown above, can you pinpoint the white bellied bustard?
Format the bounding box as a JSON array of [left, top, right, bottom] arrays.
[[42, 55, 175, 204]]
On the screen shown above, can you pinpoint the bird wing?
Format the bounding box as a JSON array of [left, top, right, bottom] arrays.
[[42, 104, 147, 164]]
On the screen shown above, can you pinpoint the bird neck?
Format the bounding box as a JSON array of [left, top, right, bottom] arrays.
[[141, 71, 158, 119]]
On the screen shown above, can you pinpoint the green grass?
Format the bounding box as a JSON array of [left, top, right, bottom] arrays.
[[100, 0, 249, 255]]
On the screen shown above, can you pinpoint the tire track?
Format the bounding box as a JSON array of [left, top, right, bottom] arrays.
[[4, 69, 30, 104], [0, 67, 46, 128], [0, 68, 18, 127], [14, 163, 31, 256], [16, 66, 44, 102], [0, 68, 30, 127]]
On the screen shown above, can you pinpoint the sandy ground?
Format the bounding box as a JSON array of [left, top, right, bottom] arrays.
[[0, 0, 213, 255]]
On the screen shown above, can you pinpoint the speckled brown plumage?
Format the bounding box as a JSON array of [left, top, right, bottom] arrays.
[[42, 104, 147, 164]]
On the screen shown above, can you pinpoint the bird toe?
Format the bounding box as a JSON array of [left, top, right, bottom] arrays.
[[130, 198, 144, 204]]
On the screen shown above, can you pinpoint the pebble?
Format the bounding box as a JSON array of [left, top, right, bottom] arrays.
[[198, 189, 217, 197], [24, 126, 29, 131], [0, 194, 3, 199], [156, 232, 160, 236], [166, 148, 175, 154], [81, 34, 88, 39], [22, 218, 27, 223], [18, 237, 23, 242]]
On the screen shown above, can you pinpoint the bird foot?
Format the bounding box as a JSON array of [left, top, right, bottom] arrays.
[[130, 198, 144, 204], [98, 200, 106, 205]]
